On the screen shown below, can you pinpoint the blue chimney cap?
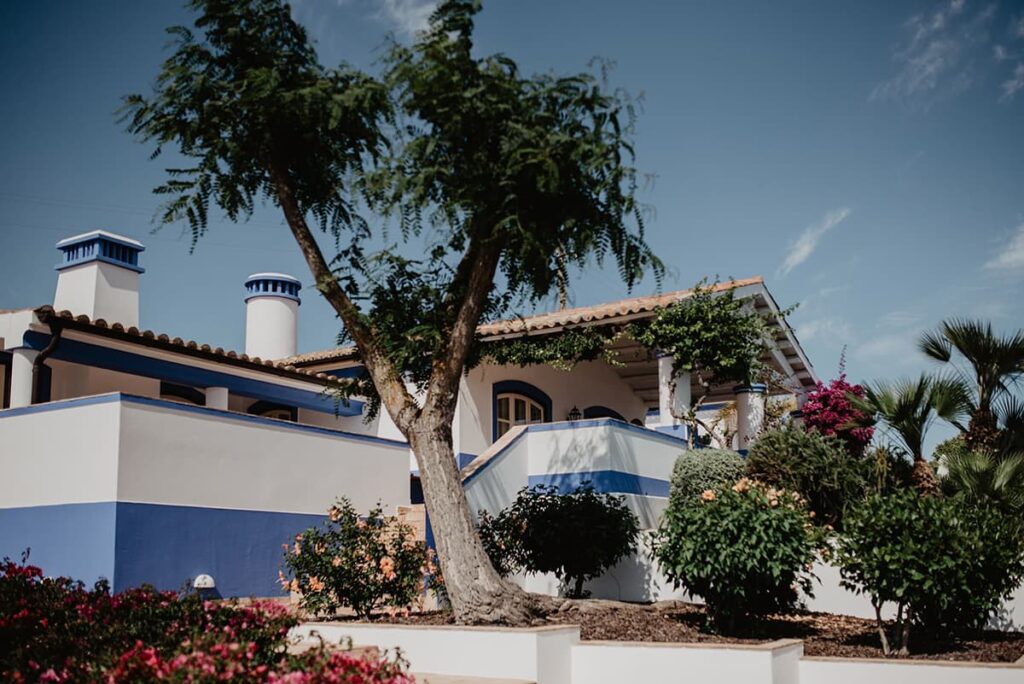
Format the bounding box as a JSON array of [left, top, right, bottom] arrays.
[[244, 273, 301, 304], [56, 230, 145, 273]]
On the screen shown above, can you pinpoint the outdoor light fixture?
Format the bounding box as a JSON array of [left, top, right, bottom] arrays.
[[567, 406, 581, 421], [193, 574, 216, 590]]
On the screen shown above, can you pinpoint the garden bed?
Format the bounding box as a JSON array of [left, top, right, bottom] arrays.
[[334, 600, 1024, 663]]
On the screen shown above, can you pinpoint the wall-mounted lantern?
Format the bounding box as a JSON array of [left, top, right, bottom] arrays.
[[567, 406, 581, 421]]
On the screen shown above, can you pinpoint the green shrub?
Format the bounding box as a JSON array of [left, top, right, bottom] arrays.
[[477, 484, 639, 598], [283, 498, 430, 618], [837, 491, 1024, 655], [669, 448, 745, 505], [746, 424, 867, 528], [652, 479, 822, 634]]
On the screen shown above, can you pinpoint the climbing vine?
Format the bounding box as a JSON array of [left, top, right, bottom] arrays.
[[339, 279, 791, 431], [479, 326, 623, 370]]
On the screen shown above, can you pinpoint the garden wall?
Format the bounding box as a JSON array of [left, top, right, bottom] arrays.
[[290, 622, 1024, 684]]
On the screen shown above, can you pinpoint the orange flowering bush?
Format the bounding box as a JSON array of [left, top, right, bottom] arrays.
[[282, 499, 431, 618], [652, 479, 825, 634]]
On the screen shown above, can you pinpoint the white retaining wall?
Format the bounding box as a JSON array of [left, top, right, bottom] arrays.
[[292, 622, 580, 684], [290, 622, 1024, 684]]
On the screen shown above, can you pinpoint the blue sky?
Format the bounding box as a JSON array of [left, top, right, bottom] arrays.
[[1, 0, 1023, 420]]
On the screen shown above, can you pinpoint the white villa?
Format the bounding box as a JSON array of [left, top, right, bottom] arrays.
[[0, 230, 817, 599]]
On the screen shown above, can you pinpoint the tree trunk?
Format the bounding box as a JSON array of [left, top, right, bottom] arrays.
[[965, 407, 999, 452], [910, 458, 941, 495], [407, 418, 542, 625]]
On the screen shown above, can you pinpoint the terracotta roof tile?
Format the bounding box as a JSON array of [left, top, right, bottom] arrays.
[[286, 277, 764, 367], [33, 306, 342, 388]]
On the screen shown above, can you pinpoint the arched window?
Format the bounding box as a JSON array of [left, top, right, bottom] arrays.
[[496, 393, 545, 438], [492, 380, 552, 441]]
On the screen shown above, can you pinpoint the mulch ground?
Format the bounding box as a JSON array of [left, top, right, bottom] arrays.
[[334, 601, 1024, 663]]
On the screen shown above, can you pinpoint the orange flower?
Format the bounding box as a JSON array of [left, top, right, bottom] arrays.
[[701, 490, 716, 502], [732, 478, 750, 493], [332, 556, 343, 567], [379, 556, 397, 581], [308, 576, 325, 593]]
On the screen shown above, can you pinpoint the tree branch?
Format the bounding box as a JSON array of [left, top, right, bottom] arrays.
[[268, 162, 420, 430], [423, 234, 502, 419]]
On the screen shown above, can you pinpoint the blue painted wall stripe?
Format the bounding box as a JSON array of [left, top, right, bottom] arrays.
[[22, 331, 363, 416], [0, 502, 117, 587], [0, 501, 325, 597], [0, 392, 409, 450], [528, 470, 670, 498], [113, 502, 321, 596]]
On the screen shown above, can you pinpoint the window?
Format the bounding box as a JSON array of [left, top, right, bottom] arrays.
[[159, 381, 205, 406], [247, 400, 297, 422], [496, 393, 545, 438]]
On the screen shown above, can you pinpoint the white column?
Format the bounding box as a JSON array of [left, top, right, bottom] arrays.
[[9, 349, 38, 408], [206, 386, 229, 411], [657, 355, 691, 428], [734, 384, 767, 453], [790, 392, 807, 426]]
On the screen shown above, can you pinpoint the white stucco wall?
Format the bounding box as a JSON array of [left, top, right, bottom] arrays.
[[117, 398, 409, 515], [49, 359, 160, 402], [53, 261, 140, 327], [244, 296, 299, 361], [459, 360, 648, 457], [0, 398, 122, 508]]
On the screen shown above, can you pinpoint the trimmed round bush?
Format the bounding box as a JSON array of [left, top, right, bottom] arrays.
[[477, 484, 639, 598], [653, 479, 822, 634], [669, 448, 745, 505], [837, 491, 1024, 655], [746, 425, 867, 528]]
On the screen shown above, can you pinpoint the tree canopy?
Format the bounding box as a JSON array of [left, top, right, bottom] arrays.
[[123, 0, 663, 624]]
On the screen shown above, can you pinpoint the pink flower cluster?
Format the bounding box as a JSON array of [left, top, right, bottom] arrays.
[[801, 374, 874, 454]]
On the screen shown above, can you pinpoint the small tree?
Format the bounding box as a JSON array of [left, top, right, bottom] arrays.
[[837, 491, 1024, 655], [652, 479, 822, 634], [124, 0, 660, 624], [477, 485, 639, 598]]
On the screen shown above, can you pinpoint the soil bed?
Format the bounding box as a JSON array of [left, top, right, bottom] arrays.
[[332, 601, 1024, 663]]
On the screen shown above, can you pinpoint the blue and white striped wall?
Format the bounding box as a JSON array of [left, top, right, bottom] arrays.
[[0, 394, 410, 596], [464, 419, 685, 532]]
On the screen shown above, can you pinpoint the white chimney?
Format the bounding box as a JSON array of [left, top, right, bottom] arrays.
[[244, 273, 300, 360], [53, 230, 145, 327]]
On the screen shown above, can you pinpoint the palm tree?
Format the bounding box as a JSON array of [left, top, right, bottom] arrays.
[[854, 375, 967, 494], [944, 449, 1024, 513], [919, 319, 1024, 450]]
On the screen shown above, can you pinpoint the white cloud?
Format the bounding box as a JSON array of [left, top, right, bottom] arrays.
[[378, 0, 436, 36], [796, 317, 852, 344], [872, 0, 996, 105], [777, 208, 851, 278], [984, 222, 1024, 270], [1000, 63, 1024, 99], [856, 331, 917, 361]]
